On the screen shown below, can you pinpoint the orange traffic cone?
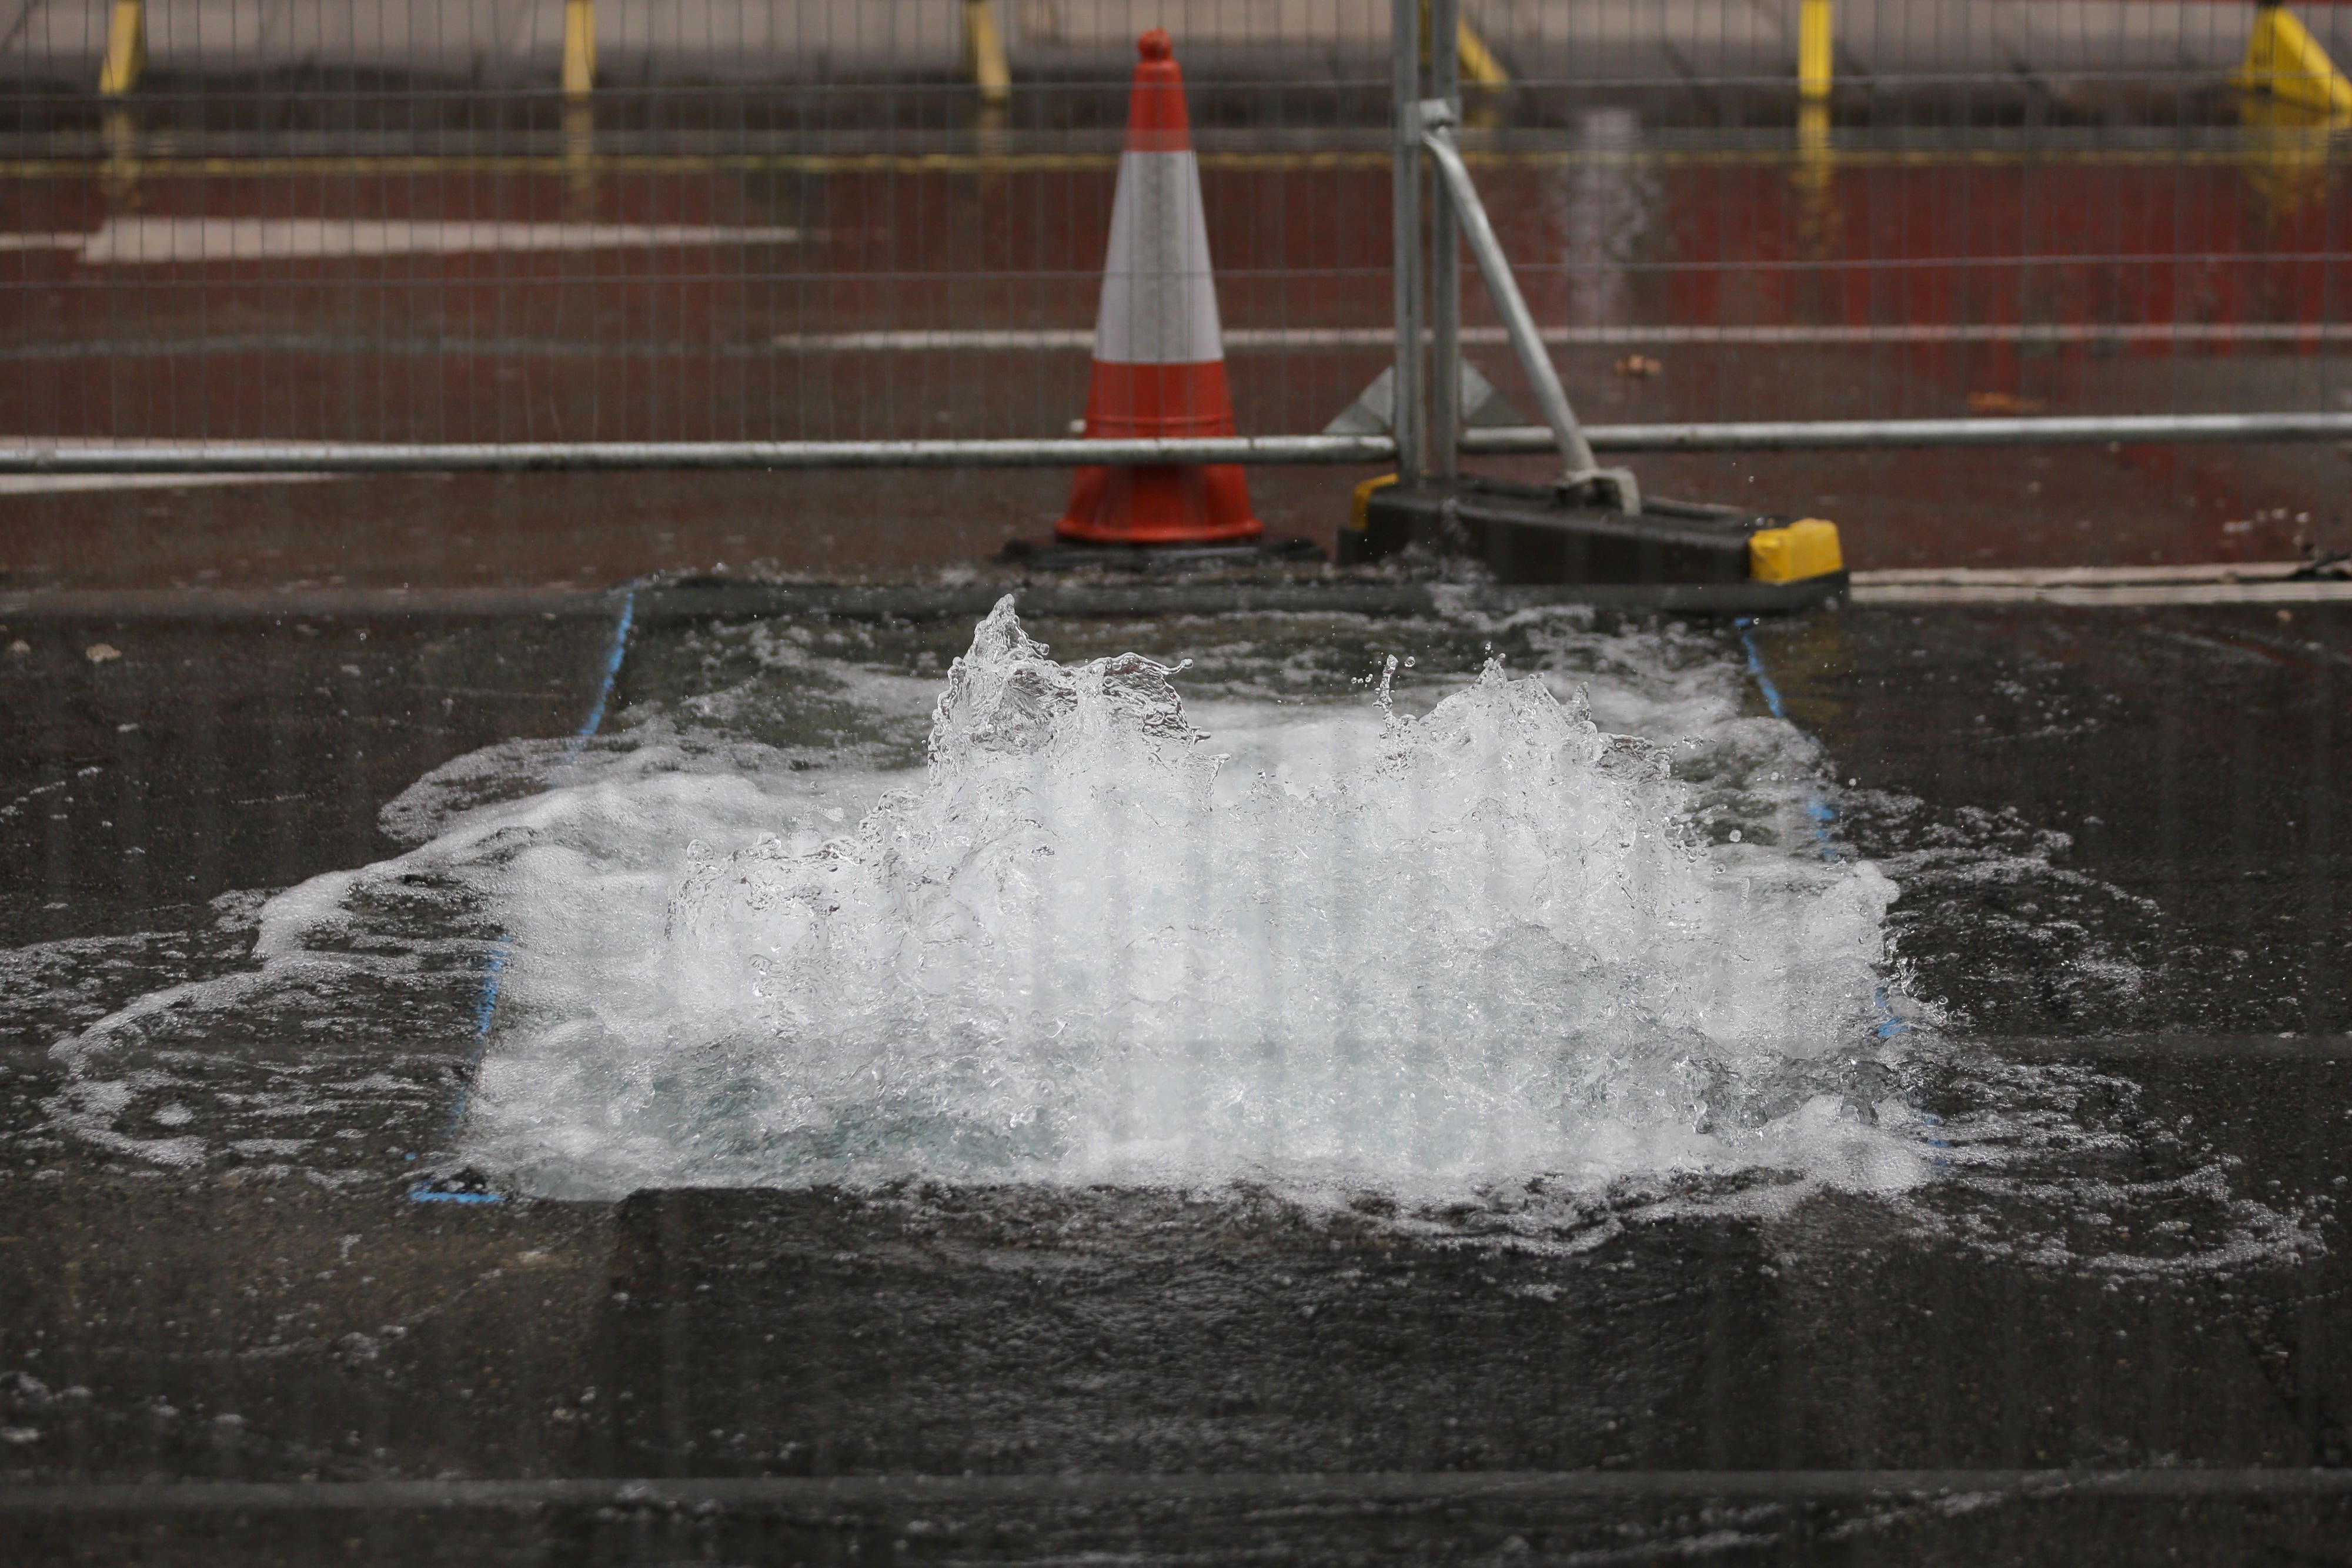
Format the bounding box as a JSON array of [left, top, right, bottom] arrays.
[[1057, 28, 1261, 546]]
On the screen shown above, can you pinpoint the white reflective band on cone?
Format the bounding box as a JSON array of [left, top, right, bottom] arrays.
[[1093, 150, 1224, 366]]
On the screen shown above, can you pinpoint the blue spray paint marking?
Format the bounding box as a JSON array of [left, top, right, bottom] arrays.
[[1737, 621, 1789, 721], [409, 590, 637, 1205], [1734, 618, 1940, 1157], [407, 1189, 509, 1206], [568, 591, 637, 760], [1737, 621, 1847, 860]]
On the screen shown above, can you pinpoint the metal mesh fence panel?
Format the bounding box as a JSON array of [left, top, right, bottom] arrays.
[[2, 2, 2349, 561]]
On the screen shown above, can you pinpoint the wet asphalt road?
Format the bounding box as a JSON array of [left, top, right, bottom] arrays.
[[0, 592, 2348, 1564]]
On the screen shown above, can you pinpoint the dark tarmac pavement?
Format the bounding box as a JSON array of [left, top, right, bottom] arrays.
[[0, 587, 2347, 1563]]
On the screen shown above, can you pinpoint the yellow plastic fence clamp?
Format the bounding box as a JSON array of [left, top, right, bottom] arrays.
[[1748, 518, 1844, 584], [1348, 473, 1400, 532], [2236, 1, 2352, 119], [98, 0, 145, 96]]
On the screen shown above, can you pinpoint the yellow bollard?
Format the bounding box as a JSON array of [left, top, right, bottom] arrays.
[[1418, 4, 1511, 88], [1458, 15, 1508, 90], [98, 0, 145, 206], [965, 1, 1011, 109], [1421, 4, 1509, 126], [2231, 2, 2349, 216], [97, 0, 145, 96], [1798, 0, 1833, 106], [1793, 0, 1838, 253], [562, 0, 597, 99], [562, 1, 597, 216], [2234, 0, 2352, 119]]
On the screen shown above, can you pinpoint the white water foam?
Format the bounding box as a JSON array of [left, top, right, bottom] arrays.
[[31, 598, 2328, 1275], [461, 597, 1921, 1200]]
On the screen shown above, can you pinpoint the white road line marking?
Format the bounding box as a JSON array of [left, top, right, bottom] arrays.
[[1852, 579, 2352, 605], [2, 219, 803, 263], [0, 473, 340, 495]]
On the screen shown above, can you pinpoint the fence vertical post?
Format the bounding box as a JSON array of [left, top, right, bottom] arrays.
[[1391, 0, 1425, 483], [1428, 0, 1461, 479]]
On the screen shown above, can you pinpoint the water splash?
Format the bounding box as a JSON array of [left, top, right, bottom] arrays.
[[32, 599, 2321, 1275], [465, 597, 1910, 1198]]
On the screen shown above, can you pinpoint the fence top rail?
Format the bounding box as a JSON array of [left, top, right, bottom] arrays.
[[0, 436, 1395, 473], [4, 415, 2351, 473], [1465, 412, 2352, 454]]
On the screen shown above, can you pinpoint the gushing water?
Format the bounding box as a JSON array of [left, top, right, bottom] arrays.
[[36, 599, 2324, 1270], [464, 598, 1909, 1198]]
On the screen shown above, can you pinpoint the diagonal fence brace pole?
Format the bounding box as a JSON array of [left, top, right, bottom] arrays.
[[1418, 100, 1641, 515]]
